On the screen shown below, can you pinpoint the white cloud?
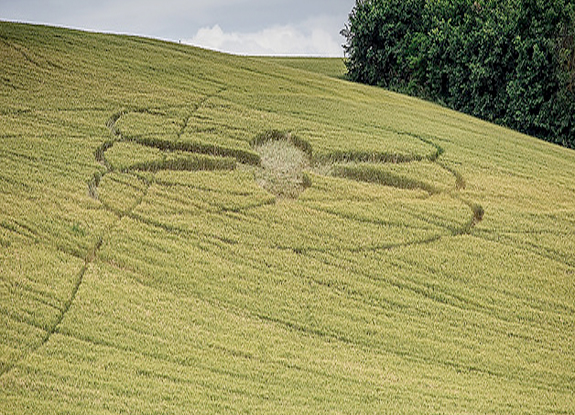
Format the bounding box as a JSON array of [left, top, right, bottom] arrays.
[[1, 1, 352, 54], [185, 23, 343, 57]]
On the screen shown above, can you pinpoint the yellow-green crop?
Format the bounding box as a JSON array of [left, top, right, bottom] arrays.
[[1, 22, 574, 414]]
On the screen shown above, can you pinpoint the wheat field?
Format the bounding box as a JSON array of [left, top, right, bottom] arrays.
[[1, 22, 574, 414]]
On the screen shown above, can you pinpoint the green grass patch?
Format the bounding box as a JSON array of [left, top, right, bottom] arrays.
[[257, 57, 347, 79]]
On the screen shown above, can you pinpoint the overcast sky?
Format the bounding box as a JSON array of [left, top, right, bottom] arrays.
[[0, 0, 355, 56]]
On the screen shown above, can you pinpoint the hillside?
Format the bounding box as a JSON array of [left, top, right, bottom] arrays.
[[0, 22, 574, 414]]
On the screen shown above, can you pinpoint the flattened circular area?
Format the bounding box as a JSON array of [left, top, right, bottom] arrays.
[[253, 138, 311, 199]]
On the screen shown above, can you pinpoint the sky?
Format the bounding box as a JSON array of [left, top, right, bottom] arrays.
[[0, 0, 355, 56]]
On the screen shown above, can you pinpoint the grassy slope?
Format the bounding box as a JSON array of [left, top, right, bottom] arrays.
[[0, 22, 574, 414], [256, 57, 347, 79]]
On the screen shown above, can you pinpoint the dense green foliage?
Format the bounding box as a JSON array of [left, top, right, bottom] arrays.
[[1, 22, 575, 414], [342, 0, 575, 147]]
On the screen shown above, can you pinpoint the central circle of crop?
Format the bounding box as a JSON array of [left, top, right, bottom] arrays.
[[252, 132, 311, 199]]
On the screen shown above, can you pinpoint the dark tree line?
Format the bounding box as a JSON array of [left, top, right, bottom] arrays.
[[341, 0, 575, 148]]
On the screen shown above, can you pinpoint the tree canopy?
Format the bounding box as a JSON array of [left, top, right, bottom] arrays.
[[342, 0, 575, 148]]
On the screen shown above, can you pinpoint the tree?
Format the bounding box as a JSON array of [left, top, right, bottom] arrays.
[[341, 0, 575, 148]]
